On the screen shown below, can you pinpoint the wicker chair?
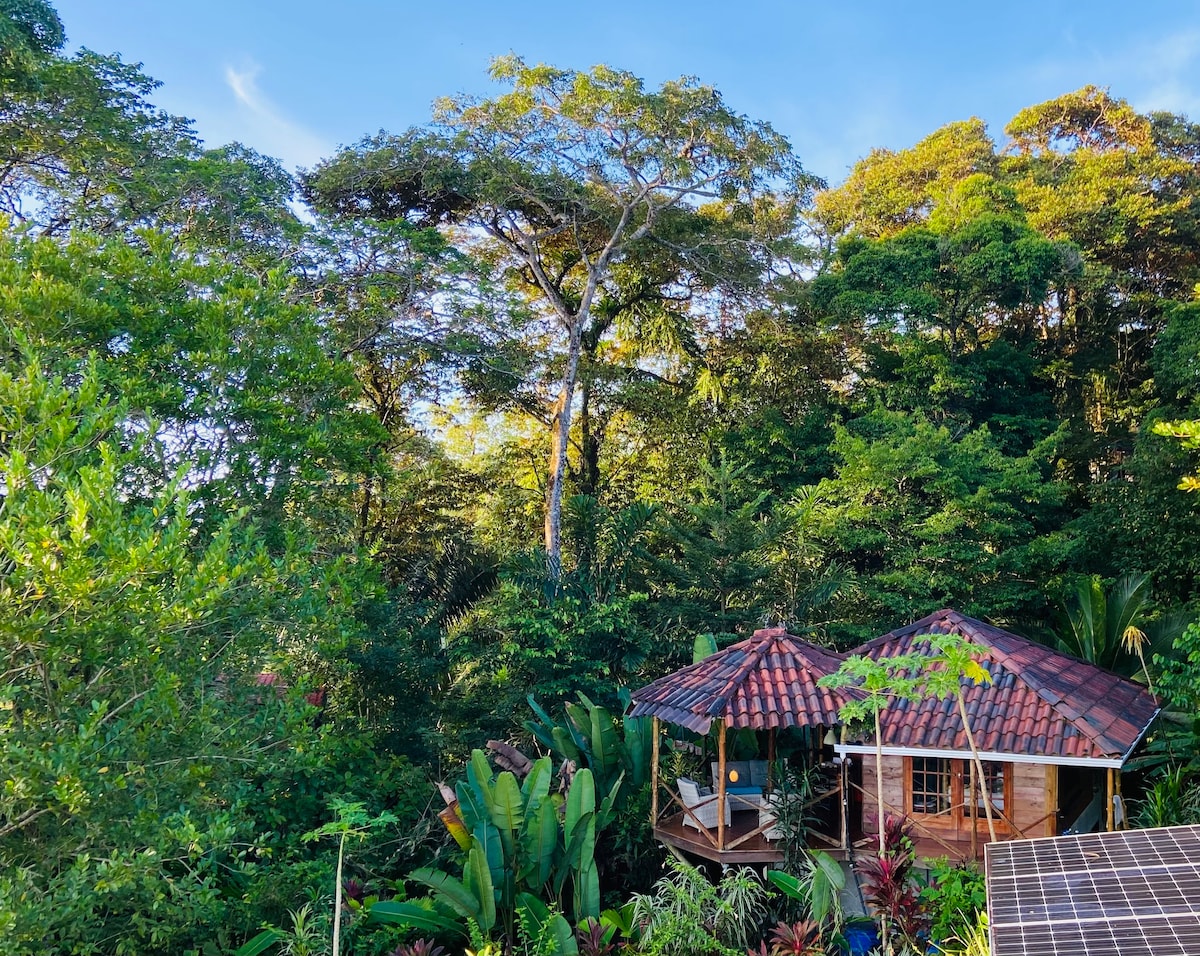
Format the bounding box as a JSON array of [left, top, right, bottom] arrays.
[[676, 777, 731, 831]]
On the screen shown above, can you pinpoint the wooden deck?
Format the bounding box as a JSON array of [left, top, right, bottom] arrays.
[[654, 808, 788, 864], [653, 807, 851, 865]]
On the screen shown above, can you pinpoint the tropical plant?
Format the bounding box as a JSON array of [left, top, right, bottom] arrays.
[[387, 940, 447, 956], [819, 652, 928, 855], [1134, 766, 1200, 828], [1056, 573, 1187, 692], [855, 816, 926, 956], [936, 911, 990, 956], [629, 860, 768, 956], [919, 859, 987, 950], [526, 690, 654, 801], [387, 751, 619, 949], [763, 920, 824, 956], [765, 849, 846, 931], [912, 633, 999, 842]]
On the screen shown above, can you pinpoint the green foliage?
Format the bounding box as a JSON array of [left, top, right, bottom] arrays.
[[766, 849, 846, 930], [1133, 766, 1200, 828], [443, 583, 659, 752], [630, 860, 769, 956], [813, 409, 1072, 639], [0, 361, 339, 954], [919, 859, 986, 949], [402, 750, 619, 949]]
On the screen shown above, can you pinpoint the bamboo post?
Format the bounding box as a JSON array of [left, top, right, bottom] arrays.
[[717, 719, 727, 851], [1106, 768, 1115, 832], [650, 717, 660, 827]]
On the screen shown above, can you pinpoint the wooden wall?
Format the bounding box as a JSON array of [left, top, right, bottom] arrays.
[[856, 755, 1057, 850]]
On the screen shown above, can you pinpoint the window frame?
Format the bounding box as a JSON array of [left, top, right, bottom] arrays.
[[903, 756, 1014, 831]]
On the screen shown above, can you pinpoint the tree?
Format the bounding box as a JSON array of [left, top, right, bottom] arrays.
[[0, 360, 332, 954], [811, 410, 1073, 641], [304, 55, 817, 576], [911, 634, 998, 843], [1056, 573, 1187, 691], [0, 227, 382, 542]]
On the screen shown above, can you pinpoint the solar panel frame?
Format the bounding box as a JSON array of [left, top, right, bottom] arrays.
[[986, 825, 1200, 956]]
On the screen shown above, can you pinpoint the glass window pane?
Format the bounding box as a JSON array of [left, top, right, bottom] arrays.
[[911, 757, 951, 814]]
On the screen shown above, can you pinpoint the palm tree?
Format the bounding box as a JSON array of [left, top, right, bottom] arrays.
[[1058, 573, 1188, 693]]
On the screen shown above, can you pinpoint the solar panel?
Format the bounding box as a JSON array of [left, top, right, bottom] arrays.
[[986, 825, 1200, 956]]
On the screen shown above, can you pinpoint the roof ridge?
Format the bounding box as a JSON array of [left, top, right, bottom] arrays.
[[707, 630, 776, 718]]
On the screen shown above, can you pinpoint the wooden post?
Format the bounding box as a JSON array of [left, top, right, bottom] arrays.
[[717, 719, 727, 851], [1046, 765, 1059, 837], [650, 717, 660, 827], [1104, 762, 1113, 830], [1108, 767, 1118, 830], [969, 759, 978, 860], [840, 754, 849, 853], [767, 727, 776, 789]]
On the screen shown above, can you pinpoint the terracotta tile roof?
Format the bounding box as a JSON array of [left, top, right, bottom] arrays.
[[629, 627, 849, 733], [849, 609, 1160, 762]]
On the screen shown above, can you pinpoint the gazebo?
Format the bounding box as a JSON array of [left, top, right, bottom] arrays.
[[629, 626, 851, 863]]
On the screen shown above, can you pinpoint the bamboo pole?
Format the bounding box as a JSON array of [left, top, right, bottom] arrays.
[[717, 719, 727, 851], [650, 717, 660, 827]]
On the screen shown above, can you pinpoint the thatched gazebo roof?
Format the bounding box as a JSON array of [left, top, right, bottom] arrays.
[[629, 626, 850, 734]]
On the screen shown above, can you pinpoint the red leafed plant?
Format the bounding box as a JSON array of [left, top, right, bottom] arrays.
[[766, 919, 825, 955], [387, 941, 446, 956], [855, 815, 927, 951]]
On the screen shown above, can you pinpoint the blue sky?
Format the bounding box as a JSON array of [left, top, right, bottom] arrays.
[[54, 1, 1200, 184]]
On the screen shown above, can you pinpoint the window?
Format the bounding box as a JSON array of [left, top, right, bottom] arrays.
[[972, 761, 1006, 813], [911, 757, 951, 814]]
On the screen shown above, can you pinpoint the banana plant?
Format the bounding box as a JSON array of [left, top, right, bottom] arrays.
[[418, 749, 620, 948], [526, 689, 653, 801]]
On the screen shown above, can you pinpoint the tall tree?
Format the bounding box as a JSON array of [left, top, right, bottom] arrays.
[[304, 56, 817, 576]]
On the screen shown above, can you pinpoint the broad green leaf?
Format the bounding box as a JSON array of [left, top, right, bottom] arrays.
[[233, 929, 282, 956], [410, 867, 482, 922], [363, 901, 466, 938]]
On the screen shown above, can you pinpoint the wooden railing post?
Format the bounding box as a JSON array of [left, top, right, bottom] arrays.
[[717, 719, 727, 850], [650, 716, 660, 826]]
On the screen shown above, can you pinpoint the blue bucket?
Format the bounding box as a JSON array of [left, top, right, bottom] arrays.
[[841, 922, 880, 956]]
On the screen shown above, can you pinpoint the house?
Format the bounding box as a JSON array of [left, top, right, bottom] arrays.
[[629, 627, 848, 864], [836, 609, 1160, 859], [629, 609, 1160, 864]]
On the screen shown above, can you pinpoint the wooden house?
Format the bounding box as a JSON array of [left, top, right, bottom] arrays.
[[629, 609, 1160, 864], [836, 609, 1160, 860]]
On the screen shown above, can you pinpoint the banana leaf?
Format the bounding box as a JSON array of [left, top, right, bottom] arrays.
[[363, 900, 466, 938], [233, 929, 282, 956], [516, 893, 579, 956], [517, 794, 558, 891], [411, 867, 483, 924], [574, 859, 601, 921], [565, 768, 595, 840], [463, 844, 497, 933], [553, 810, 594, 895], [521, 755, 553, 810]]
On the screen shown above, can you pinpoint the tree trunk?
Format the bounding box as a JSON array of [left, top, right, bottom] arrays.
[[956, 692, 997, 843], [874, 705, 886, 858], [544, 317, 585, 579]]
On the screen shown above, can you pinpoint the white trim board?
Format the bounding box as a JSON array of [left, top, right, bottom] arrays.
[[833, 744, 1125, 770]]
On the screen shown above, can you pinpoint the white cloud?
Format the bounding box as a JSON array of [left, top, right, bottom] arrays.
[[222, 62, 332, 171], [1133, 31, 1200, 117]]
